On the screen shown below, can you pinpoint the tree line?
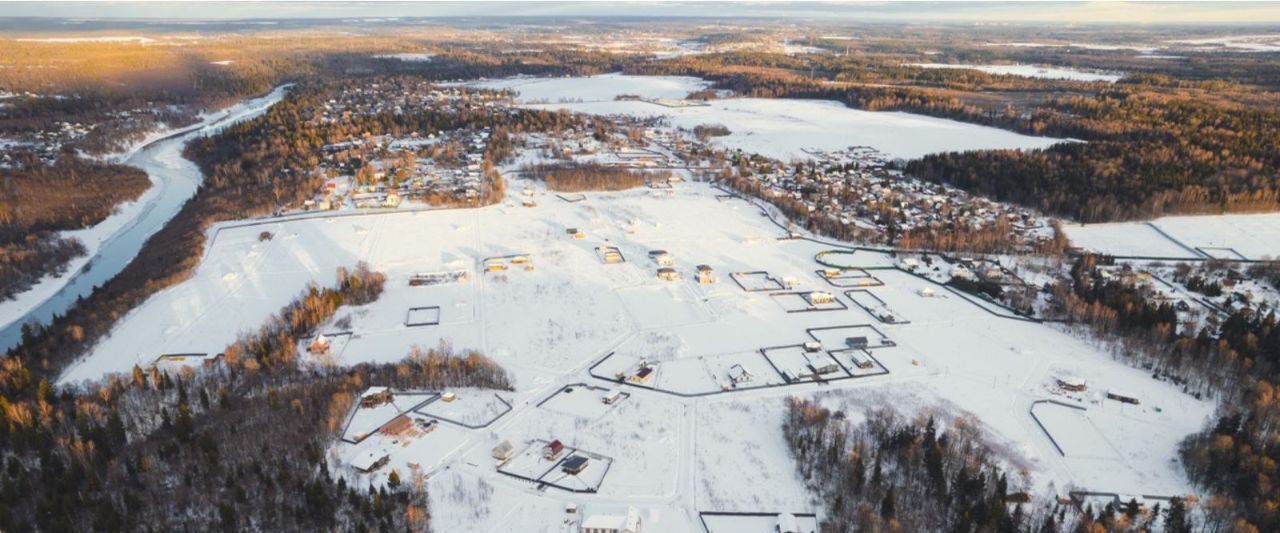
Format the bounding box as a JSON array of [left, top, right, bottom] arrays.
[[521, 161, 656, 192]]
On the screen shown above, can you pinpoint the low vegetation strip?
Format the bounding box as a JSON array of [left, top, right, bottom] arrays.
[[522, 161, 658, 192]]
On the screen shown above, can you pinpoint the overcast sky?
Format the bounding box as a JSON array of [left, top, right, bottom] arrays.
[[1, 1, 1278, 25]]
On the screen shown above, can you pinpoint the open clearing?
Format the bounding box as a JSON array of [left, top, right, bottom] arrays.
[[466, 74, 1070, 161]]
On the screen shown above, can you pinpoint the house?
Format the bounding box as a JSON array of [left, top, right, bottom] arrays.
[[602, 389, 624, 405], [484, 259, 508, 272], [806, 291, 835, 305], [582, 506, 642, 533], [695, 264, 716, 284], [845, 336, 869, 349], [601, 248, 624, 264], [492, 440, 514, 462], [567, 228, 585, 239], [381, 415, 414, 437], [728, 364, 753, 384], [821, 268, 841, 278], [631, 366, 655, 384], [805, 355, 840, 376], [441, 392, 457, 402], [803, 341, 823, 352], [656, 267, 680, 281], [1106, 390, 1141, 405], [544, 439, 566, 460], [309, 334, 331, 355], [561, 455, 589, 475], [850, 350, 875, 369], [1056, 376, 1087, 392], [522, 197, 536, 207], [360, 387, 393, 408], [415, 418, 439, 434], [648, 250, 673, 266], [351, 450, 390, 473], [918, 287, 937, 297]]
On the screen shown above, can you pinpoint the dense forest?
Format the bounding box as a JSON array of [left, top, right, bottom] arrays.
[[0, 263, 511, 531], [0, 156, 150, 300], [782, 397, 1189, 532]]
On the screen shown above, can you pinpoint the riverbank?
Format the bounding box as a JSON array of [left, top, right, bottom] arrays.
[[0, 85, 292, 350]]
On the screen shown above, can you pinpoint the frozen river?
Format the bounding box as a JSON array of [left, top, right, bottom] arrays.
[[0, 85, 291, 351]]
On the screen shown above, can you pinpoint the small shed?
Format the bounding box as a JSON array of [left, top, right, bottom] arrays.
[[728, 364, 753, 384], [656, 267, 680, 281], [807, 291, 835, 305], [845, 336, 869, 349], [777, 512, 800, 533], [351, 449, 390, 473], [492, 440, 514, 461], [1107, 390, 1141, 405], [602, 389, 624, 405]]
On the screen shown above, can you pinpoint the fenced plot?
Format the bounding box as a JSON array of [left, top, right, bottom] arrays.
[[1196, 247, 1248, 260], [341, 391, 439, 444], [805, 324, 895, 350], [556, 193, 587, 203], [648, 352, 786, 395], [845, 290, 908, 324], [538, 383, 629, 419], [761, 345, 851, 384], [729, 271, 786, 292], [405, 306, 442, 327], [828, 348, 887, 377], [496, 440, 613, 493], [1030, 401, 1121, 460], [415, 392, 512, 429], [816, 268, 885, 288], [769, 291, 849, 313]]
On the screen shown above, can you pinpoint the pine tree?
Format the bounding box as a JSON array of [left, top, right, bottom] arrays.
[[175, 403, 194, 442], [388, 469, 401, 489], [1164, 497, 1192, 533], [881, 486, 896, 520]]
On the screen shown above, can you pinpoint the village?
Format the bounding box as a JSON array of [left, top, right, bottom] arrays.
[[49, 74, 1257, 533]]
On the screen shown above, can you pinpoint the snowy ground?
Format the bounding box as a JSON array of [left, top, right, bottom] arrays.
[[58, 174, 1212, 531], [909, 63, 1123, 82], [1064, 212, 1280, 260], [466, 74, 1070, 161]]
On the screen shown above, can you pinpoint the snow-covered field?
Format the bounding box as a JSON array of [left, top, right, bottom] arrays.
[[466, 74, 1070, 160], [909, 63, 1123, 82], [1064, 212, 1280, 260], [58, 175, 1212, 529]]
